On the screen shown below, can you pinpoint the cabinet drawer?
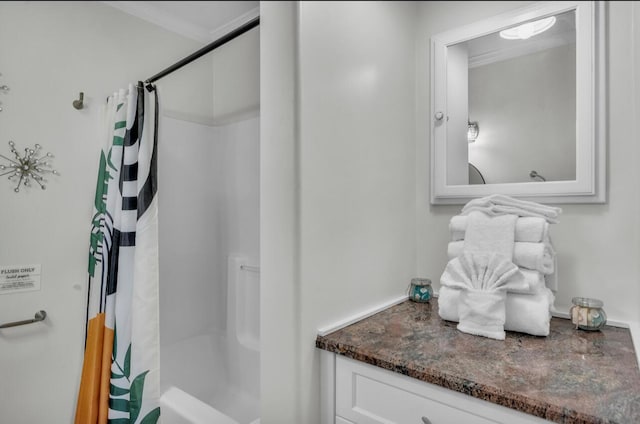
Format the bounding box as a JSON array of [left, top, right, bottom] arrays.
[[336, 356, 550, 424]]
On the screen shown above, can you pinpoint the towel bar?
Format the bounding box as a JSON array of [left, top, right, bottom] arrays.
[[0, 310, 46, 329]]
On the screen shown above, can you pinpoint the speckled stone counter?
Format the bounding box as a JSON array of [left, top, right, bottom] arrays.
[[316, 299, 640, 424]]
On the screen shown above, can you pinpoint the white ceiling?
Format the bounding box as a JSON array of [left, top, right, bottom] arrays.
[[102, 1, 259, 43]]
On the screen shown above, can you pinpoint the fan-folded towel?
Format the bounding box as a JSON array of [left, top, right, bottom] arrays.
[[450, 215, 549, 243], [438, 286, 554, 337], [441, 251, 528, 293], [458, 289, 507, 340], [448, 240, 555, 274], [461, 194, 562, 224], [443, 249, 544, 294], [440, 252, 528, 340]]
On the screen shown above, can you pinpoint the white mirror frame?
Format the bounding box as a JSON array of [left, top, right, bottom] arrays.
[[430, 1, 606, 205]]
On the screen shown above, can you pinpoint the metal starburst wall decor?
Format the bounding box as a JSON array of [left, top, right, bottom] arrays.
[[0, 141, 58, 192]]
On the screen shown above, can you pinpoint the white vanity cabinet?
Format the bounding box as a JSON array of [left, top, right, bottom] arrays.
[[324, 354, 552, 424]]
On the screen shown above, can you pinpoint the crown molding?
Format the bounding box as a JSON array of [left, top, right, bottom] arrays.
[[101, 1, 210, 43], [208, 6, 260, 41]]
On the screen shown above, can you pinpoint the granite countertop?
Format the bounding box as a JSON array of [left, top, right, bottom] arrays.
[[316, 299, 640, 424]]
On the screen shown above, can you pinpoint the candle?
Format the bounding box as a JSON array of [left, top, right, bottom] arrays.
[[408, 278, 432, 303], [570, 297, 607, 331]]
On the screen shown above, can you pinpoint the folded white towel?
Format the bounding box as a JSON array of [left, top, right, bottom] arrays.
[[438, 286, 554, 337], [457, 289, 507, 340], [441, 251, 528, 293], [506, 288, 554, 336], [448, 240, 555, 275], [450, 215, 549, 243], [438, 285, 465, 322], [463, 211, 517, 260], [461, 194, 562, 224]]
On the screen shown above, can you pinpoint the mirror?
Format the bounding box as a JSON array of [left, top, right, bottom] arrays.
[[456, 10, 576, 185], [430, 1, 605, 204]]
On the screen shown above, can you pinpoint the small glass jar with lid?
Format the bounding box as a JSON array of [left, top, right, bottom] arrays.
[[408, 278, 433, 303], [570, 297, 607, 331]]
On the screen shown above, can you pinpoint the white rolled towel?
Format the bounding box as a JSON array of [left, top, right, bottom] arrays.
[[514, 242, 554, 274], [438, 286, 554, 337], [450, 215, 549, 243], [544, 256, 558, 292], [511, 269, 546, 294], [447, 240, 555, 274]]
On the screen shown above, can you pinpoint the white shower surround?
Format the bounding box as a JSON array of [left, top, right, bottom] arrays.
[[158, 116, 260, 424]]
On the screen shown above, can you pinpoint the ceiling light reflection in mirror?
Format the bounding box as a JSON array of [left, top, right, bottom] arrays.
[[499, 16, 556, 40]]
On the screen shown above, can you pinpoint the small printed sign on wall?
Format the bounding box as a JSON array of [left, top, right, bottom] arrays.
[[0, 264, 41, 295]]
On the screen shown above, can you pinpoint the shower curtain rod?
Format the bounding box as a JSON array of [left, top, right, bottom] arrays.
[[145, 16, 260, 84]]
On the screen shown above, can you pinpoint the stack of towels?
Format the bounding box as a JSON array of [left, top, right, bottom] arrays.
[[438, 194, 560, 340]]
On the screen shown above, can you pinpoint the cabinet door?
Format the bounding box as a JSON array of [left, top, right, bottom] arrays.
[[336, 356, 551, 424]]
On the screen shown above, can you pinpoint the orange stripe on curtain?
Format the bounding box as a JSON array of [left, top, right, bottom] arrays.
[[74, 313, 104, 424], [74, 313, 113, 424], [98, 326, 114, 423]]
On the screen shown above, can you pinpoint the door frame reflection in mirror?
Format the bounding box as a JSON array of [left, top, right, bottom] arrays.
[[430, 1, 606, 205]]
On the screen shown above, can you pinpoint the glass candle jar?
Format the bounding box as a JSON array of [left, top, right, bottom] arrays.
[[570, 297, 607, 331], [408, 278, 432, 303]]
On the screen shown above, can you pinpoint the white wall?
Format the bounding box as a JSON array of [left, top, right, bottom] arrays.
[[298, 0, 417, 333], [261, 2, 417, 422], [468, 43, 576, 183], [417, 1, 640, 324], [0, 2, 213, 423]]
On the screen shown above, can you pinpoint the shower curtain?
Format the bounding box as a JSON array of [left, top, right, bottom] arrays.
[[75, 82, 161, 424]]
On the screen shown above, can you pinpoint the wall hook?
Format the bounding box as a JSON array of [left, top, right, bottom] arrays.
[[72, 92, 84, 110], [529, 170, 547, 182]]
